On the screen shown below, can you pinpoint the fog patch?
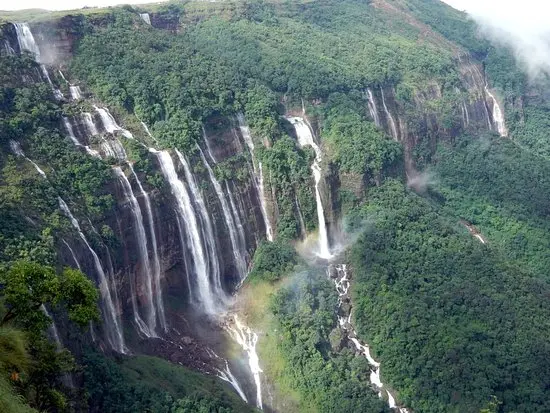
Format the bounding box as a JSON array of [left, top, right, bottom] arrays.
[[444, 0, 550, 79]]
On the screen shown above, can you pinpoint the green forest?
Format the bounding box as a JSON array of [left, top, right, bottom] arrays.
[[1, 0, 550, 412]]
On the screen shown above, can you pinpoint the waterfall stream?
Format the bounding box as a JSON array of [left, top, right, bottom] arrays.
[[366, 88, 382, 127], [114, 167, 158, 338], [154, 149, 220, 314], [286, 116, 332, 259], [329, 264, 409, 413], [484, 85, 507, 137], [380, 88, 399, 140], [236, 115, 274, 242], [225, 316, 263, 409], [197, 146, 248, 281], [58, 197, 126, 353]]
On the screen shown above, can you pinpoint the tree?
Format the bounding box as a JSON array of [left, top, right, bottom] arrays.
[[0, 260, 99, 330]]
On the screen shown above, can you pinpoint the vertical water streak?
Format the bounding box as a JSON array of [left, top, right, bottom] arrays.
[[58, 197, 126, 353], [237, 115, 273, 241], [218, 361, 249, 403], [62, 239, 82, 270], [128, 163, 167, 331], [196, 147, 248, 281], [139, 13, 152, 25], [380, 88, 399, 140], [62, 117, 100, 157], [286, 117, 332, 259], [367, 88, 382, 127], [83, 113, 99, 136], [9, 140, 47, 178], [257, 162, 274, 241], [484, 84, 507, 136], [95, 106, 134, 138], [114, 167, 157, 337], [226, 317, 263, 409], [153, 149, 219, 314], [69, 85, 82, 100]]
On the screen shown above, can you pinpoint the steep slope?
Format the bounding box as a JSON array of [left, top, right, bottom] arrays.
[[1, 0, 550, 412]]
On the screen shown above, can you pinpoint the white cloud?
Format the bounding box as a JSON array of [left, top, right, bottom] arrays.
[[1, 0, 166, 12], [442, 0, 550, 78]]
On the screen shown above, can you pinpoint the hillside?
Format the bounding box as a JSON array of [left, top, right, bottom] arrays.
[[1, 0, 549, 412]]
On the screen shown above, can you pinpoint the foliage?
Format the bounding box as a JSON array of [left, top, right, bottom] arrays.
[[0, 260, 99, 330], [248, 240, 297, 282], [269, 271, 390, 412], [83, 352, 253, 413], [350, 180, 550, 412]]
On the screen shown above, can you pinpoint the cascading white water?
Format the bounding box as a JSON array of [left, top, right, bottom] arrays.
[[114, 167, 157, 337], [366, 88, 382, 127], [175, 149, 227, 301], [4, 40, 15, 55], [484, 85, 507, 137], [226, 316, 263, 409], [286, 117, 332, 259], [139, 13, 152, 25], [330, 264, 409, 413], [13, 23, 64, 99], [101, 138, 128, 161], [41, 305, 62, 348], [154, 149, 219, 314], [83, 113, 99, 136], [9, 140, 47, 178], [380, 88, 399, 140], [218, 360, 249, 403], [128, 164, 167, 331], [62, 117, 100, 157], [13, 23, 40, 59], [236, 115, 274, 242], [62, 239, 82, 270], [94, 106, 134, 138], [69, 85, 82, 100], [58, 197, 126, 353], [197, 146, 248, 280]]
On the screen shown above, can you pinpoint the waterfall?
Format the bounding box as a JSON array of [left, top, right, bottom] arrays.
[[13, 23, 40, 59], [62, 239, 82, 270], [62, 117, 100, 157], [139, 13, 152, 25], [218, 360, 249, 403], [83, 113, 100, 136], [226, 316, 263, 409], [286, 117, 332, 259], [114, 167, 158, 337], [4, 40, 15, 55], [257, 162, 273, 241], [236, 115, 273, 242], [484, 85, 507, 137], [153, 149, 220, 314], [70, 85, 82, 100], [175, 149, 227, 299], [197, 146, 248, 281], [129, 164, 167, 331], [94, 106, 134, 139], [101, 137, 127, 161], [366, 88, 382, 127], [13, 23, 64, 99], [9, 140, 47, 178], [58, 197, 126, 353], [380, 88, 399, 140], [330, 264, 409, 413], [41, 305, 63, 348]]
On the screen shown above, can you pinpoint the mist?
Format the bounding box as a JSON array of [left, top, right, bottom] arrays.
[[443, 0, 550, 79]]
